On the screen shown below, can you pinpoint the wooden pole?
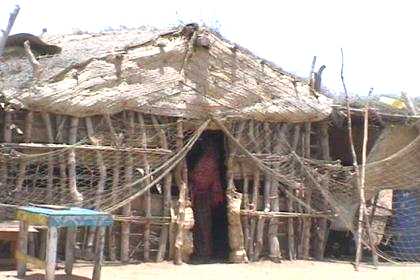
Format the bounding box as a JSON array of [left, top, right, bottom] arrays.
[[226, 122, 248, 263], [15, 111, 33, 192], [138, 113, 151, 262], [121, 112, 135, 263], [314, 122, 331, 260], [341, 48, 365, 270], [85, 117, 107, 260], [241, 164, 251, 257], [360, 106, 379, 267], [68, 117, 83, 204], [154, 116, 172, 262], [248, 121, 259, 260], [17, 221, 28, 277], [174, 118, 187, 265], [107, 115, 120, 261], [56, 116, 68, 204], [299, 123, 312, 259], [287, 125, 300, 260], [45, 227, 58, 280], [0, 111, 12, 190], [268, 123, 283, 262], [41, 113, 55, 203]]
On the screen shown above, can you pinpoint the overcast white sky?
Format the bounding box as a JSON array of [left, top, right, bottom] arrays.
[[1, 0, 419, 96]]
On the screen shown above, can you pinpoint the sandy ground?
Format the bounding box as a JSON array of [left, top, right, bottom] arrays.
[[1, 260, 420, 280]]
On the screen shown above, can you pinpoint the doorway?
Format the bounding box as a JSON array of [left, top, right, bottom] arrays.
[[186, 130, 229, 262]]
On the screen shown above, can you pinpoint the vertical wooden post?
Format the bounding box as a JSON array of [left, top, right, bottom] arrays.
[[45, 227, 58, 280], [56, 116, 68, 204], [15, 111, 33, 192], [68, 117, 83, 204], [85, 117, 107, 259], [287, 125, 300, 260], [268, 124, 288, 262], [65, 227, 77, 275], [1, 112, 12, 189], [108, 116, 120, 262], [248, 121, 259, 260], [174, 118, 187, 265], [42, 113, 55, 203], [138, 114, 151, 262], [299, 123, 312, 259], [153, 116, 173, 262], [241, 164, 251, 256], [226, 121, 248, 263], [66, 117, 81, 267], [92, 227, 106, 280], [17, 221, 28, 278], [255, 122, 271, 260], [121, 112, 134, 263], [314, 121, 331, 260]]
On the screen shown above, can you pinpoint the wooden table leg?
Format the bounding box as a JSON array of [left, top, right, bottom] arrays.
[[45, 227, 58, 280], [17, 221, 28, 278], [65, 227, 77, 275], [92, 227, 106, 280]]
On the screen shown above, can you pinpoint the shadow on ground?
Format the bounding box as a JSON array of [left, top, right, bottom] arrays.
[[4, 273, 90, 280]]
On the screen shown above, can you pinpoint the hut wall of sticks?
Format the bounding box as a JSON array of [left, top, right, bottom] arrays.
[[7, 23, 420, 265]]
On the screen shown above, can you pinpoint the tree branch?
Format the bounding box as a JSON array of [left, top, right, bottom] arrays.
[[0, 5, 20, 57]]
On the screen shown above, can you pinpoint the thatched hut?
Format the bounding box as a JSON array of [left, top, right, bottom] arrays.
[[0, 24, 339, 264]]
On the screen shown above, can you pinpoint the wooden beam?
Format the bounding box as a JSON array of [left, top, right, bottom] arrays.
[[0, 142, 172, 155]]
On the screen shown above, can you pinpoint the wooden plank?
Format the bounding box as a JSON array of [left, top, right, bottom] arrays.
[[45, 226, 58, 280], [17, 221, 28, 278]]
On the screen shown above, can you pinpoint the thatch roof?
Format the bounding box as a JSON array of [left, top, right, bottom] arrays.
[[1, 25, 332, 123]]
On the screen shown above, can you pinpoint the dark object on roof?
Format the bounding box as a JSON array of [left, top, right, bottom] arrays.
[[5, 33, 61, 56]]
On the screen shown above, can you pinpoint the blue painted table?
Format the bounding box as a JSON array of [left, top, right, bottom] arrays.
[[16, 206, 113, 280]]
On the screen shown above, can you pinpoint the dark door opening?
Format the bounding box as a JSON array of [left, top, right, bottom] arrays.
[[187, 130, 229, 263]]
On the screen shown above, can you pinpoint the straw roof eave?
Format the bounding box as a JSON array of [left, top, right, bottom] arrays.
[[1, 25, 332, 123]]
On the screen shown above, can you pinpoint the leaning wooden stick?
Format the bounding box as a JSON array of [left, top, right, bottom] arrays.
[[341, 49, 377, 270], [360, 97, 379, 268]]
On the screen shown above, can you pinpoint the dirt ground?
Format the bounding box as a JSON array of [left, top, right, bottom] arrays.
[[1, 260, 420, 280]]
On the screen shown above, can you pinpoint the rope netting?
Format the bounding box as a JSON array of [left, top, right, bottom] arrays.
[[221, 119, 420, 263], [1, 109, 420, 264], [0, 112, 207, 216]]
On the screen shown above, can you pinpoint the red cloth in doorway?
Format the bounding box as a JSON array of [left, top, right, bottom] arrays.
[[189, 144, 224, 258], [189, 144, 224, 208]]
